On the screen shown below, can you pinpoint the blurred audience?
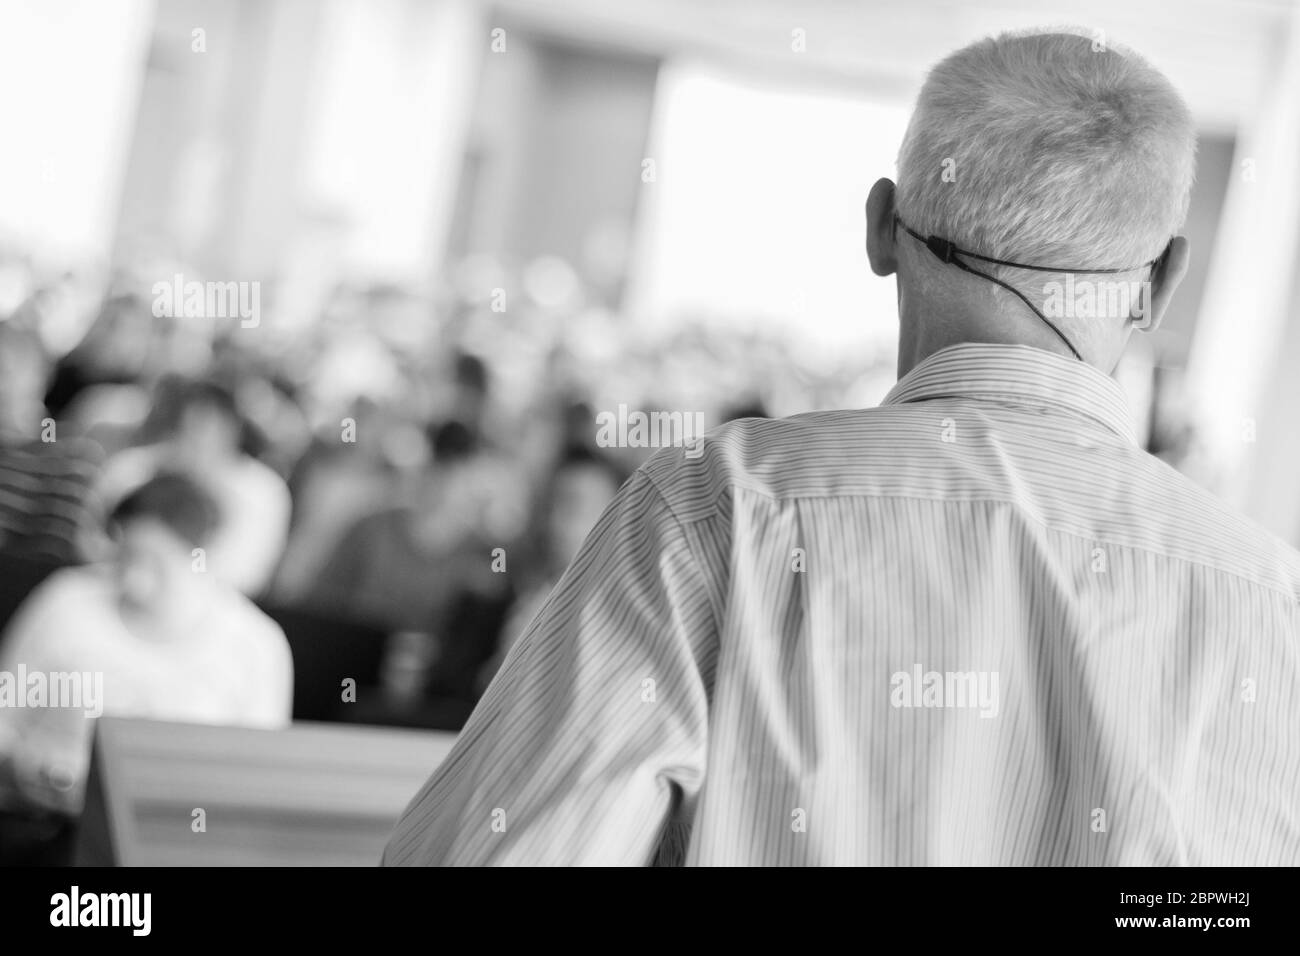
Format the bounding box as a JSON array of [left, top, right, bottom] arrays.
[[477, 444, 625, 694], [306, 419, 511, 631], [94, 379, 292, 596], [0, 250, 901, 747], [271, 394, 404, 602], [42, 292, 157, 419], [0, 321, 103, 564], [0, 472, 291, 862]]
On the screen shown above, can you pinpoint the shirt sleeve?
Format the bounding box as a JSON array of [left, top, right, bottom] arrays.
[[0, 574, 96, 811], [239, 615, 294, 729], [382, 469, 718, 865]]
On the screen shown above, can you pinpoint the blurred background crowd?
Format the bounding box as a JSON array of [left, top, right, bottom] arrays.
[[0, 238, 834, 730], [2, 0, 1300, 853]]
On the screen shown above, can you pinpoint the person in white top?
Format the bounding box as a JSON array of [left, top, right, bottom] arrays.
[[0, 472, 292, 818], [92, 380, 291, 596]]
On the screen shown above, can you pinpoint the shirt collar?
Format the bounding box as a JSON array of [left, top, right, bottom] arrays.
[[881, 343, 1139, 445]]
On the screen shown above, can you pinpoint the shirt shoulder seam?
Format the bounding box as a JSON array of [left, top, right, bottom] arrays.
[[635, 468, 726, 630]]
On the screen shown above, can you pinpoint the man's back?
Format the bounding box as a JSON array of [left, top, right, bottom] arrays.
[[650, 343, 1300, 864], [384, 344, 1300, 865]]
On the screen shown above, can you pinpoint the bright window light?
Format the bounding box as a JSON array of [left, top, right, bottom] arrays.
[[630, 60, 911, 361]]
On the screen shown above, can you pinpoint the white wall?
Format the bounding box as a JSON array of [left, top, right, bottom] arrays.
[[0, 0, 153, 263]]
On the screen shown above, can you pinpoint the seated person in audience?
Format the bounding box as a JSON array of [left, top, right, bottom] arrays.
[[475, 445, 625, 694], [42, 291, 155, 419], [306, 421, 516, 635], [270, 395, 407, 603], [94, 379, 291, 596], [451, 351, 492, 446], [0, 472, 292, 824], [0, 322, 104, 564]]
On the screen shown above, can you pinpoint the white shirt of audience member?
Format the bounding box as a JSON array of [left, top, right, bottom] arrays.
[[0, 556, 292, 813]]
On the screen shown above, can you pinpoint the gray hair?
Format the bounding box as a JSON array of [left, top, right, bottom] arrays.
[[896, 29, 1196, 275]]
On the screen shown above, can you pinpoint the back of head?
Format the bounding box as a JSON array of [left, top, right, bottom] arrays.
[[175, 380, 240, 426], [109, 471, 222, 549], [892, 29, 1196, 362], [453, 352, 490, 397], [427, 419, 479, 468]]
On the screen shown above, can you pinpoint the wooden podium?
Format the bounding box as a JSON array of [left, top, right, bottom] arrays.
[[75, 717, 456, 866]]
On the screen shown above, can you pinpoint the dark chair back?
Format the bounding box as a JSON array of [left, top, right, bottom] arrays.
[[258, 602, 389, 722]]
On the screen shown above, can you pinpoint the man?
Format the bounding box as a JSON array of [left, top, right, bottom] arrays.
[[0, 473, 292, 846], [384, 30, 1300, 865]]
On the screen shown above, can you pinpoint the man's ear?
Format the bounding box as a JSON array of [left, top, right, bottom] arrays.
[[866, 177, 898, 277], [1136, 235, 1189, 334]]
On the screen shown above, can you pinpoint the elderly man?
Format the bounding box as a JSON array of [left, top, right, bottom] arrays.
[[384, 30, 1300, 866]]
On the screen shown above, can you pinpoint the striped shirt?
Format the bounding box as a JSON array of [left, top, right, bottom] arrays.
[[383, 343, 1300, 866], [0, 434, 103, 564]]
